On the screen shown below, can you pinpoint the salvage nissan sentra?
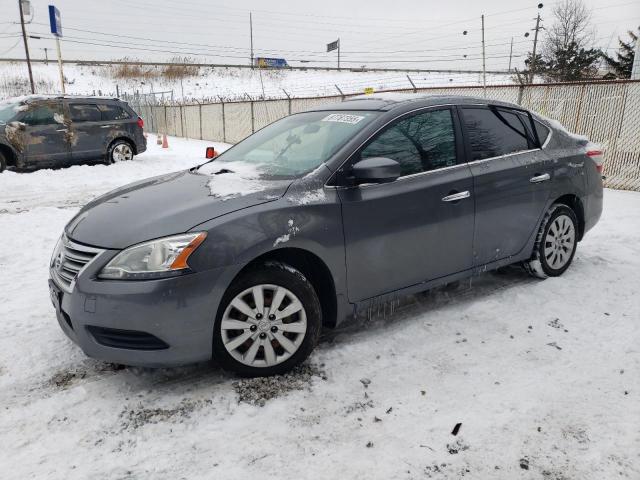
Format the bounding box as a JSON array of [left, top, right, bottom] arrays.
[[49, 94, 603, 376]]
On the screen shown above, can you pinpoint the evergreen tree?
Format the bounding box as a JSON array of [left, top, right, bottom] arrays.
[[602, 28, 639, 79]]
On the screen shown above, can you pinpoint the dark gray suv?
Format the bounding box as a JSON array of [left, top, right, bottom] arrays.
[[48, 94, 603, 376], [0, 95, 146, 172]]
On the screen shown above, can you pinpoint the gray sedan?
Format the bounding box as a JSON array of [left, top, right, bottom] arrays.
[[48, 94, 603, 376]]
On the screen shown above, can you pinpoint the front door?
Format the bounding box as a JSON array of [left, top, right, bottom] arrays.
[[458, 105, 552, 266], [67, 102, 107, 162], [337, 107, 475, 302], [20, 100, 71, 167]]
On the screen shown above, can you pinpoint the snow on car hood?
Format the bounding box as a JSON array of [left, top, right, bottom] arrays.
[[65, 168, 293, 249]]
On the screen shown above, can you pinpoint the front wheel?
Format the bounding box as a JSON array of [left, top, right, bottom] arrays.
[[212, 262, 322, 377], [524, 204, 578, 279], [106, 140, 134, 164]]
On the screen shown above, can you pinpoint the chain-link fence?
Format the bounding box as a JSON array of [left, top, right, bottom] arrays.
[[132, 80, 640, 191]]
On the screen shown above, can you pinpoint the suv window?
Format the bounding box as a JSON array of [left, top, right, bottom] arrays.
[[360, 108, 457, 177], [69, 104, 102, 122], [21, 103, 63, 126], [98, 103, 130, 121], [461, 107, 532, 161]]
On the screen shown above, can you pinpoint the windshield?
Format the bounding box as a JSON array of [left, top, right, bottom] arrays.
[[200, 110, 379, 178], [0, 102, 20, 123]]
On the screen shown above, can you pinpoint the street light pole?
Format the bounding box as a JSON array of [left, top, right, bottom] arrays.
[[18, 0, 35, 94], [481, 14, 486, 96]]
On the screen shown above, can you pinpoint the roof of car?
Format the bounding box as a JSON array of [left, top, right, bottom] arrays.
[[1, 94, 123, 104], [309, 93, 521, 112]]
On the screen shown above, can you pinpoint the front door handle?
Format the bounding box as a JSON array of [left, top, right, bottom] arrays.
[[530, 173, 550, 183], [55, 128, 68, 132], [100, 125, 115, 129], [442, 191, 471, 202]]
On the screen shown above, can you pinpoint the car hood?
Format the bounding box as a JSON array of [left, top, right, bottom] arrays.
[[65, 168, 293, 249]]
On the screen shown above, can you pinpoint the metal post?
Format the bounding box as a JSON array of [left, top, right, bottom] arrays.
[[198, 101, 203, 140], [180, 105, 187, 139], [218, 97, 226, 143], [43, 47, 48, 64], [250, 99, 255, 133], [508, 37, 514, 72], [530, 13, 541, 84], [481, 14, 486, 97], [164, 105, 167, 136], [249, 12, 254, 68], [18, 0, 35, 94], [116, 84, 119, 98], [337, 38, 340, 70], [55, 37, 65, 94], [282, 89, 291, 114], [406, 74, 417, 93]]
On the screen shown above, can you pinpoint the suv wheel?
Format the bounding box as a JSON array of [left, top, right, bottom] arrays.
[[213, 262, 322, 377], [106, 140, 134, 164], [524, 204, 578, 279]]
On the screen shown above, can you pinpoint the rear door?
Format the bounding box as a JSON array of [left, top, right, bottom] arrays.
[[67, 102, 108, 162], [459, 105, 552, 266], [20, 100, 71, 166], [337, 107, 475, 302]]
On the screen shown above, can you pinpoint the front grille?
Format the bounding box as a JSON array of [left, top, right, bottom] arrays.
[[86, 326, 170, 350], [50, 235, 103, 292]]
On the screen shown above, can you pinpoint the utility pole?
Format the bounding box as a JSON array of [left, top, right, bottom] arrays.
[[481, 15, 486, 96], [508, 37, 514, 72], [249, 12, 254, 68], [529, 7, 543, 84], [18, 0, 35, 94]]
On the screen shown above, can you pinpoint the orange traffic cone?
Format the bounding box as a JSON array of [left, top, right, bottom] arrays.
[[162, 134, 169, 149], [156, 135, 162, 145]]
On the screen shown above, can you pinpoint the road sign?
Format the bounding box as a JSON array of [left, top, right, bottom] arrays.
[[326, 40, 339, 52], [48, 5, 62, 37]]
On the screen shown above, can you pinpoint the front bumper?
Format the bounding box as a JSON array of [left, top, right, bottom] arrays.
[[49, 247, 237, 367]]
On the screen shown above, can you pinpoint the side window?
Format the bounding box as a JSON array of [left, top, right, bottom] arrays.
[[69, 104, 102, 123], [461, 107, 531, 161], [360, 109, 457, 177], [98, 104, 130, 121], [534, 120, 550, 146], [21, 103, 63, 126]]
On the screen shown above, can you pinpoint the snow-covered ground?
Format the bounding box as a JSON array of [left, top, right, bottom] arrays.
[[0, 137, 639, 479], [0, 62, 514, 101]]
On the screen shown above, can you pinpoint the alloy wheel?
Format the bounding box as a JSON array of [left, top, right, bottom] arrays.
[[220, 284, 307, 368], [112, 143, 133, 162], [544, 214, 576, 270]]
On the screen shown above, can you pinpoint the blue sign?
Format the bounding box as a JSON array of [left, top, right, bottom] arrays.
[[254, 57, 288, 68], [48, 5, 62, 37]]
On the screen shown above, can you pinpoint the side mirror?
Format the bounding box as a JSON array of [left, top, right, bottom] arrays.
[[351, 157, 400, 185]]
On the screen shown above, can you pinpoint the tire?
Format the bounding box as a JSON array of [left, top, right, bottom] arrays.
[[212, 261, 322, 377], [105, 139, 134, 164], [0, 151, 6, 173], [524, 204, 579, 279]]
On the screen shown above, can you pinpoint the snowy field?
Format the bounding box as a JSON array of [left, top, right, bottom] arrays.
[[0, 137, 639, 479], [0, 62, 514, 101]]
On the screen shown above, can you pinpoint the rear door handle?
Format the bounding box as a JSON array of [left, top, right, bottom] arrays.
[[100, 125, 115, 129], [442, 191, 471, 202], [55, 128, 67, 132], [530, 173, 550, 183]]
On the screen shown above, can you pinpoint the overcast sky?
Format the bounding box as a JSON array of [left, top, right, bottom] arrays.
[[1, 0, 638, 71]]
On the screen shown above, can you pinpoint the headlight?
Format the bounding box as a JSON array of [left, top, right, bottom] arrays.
[[98, 232, 207, 280]]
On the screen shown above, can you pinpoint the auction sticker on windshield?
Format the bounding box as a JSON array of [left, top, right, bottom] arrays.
[[321, 113, 365, 124]]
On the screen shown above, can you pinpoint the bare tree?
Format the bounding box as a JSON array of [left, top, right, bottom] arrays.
[[544, 0, 595, 56]]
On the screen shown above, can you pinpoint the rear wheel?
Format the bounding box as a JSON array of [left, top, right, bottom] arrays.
[[106, 140, 134, 164], [524, 204, 578, 279], [212, 262, 322, 377]]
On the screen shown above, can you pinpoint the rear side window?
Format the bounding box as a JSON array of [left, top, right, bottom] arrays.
[[69, 104, 102, 122], [98, 103, 130, 121], [534, 120, 550, 146], [360, 108, 457, 177], [461, 107, 532, 161]]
